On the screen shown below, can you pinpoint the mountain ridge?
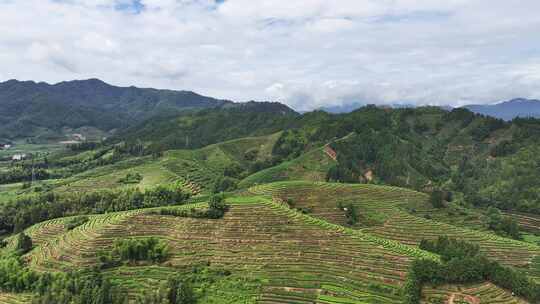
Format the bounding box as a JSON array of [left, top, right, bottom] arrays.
[[0, 79, 295, 141]]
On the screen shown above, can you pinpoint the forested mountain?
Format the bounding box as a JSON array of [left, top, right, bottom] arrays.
[[0, 79, 232, 140], [241, 106, 540, 214], [117, 101, 298, 151]]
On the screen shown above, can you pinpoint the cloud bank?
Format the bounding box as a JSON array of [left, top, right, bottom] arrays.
[[1, 0, 539, 110]]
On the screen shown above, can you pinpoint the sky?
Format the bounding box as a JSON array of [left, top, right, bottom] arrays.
[[0, 0, 539, 111]]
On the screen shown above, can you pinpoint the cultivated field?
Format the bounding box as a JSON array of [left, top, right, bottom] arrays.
[[8, 194, 435, 303]]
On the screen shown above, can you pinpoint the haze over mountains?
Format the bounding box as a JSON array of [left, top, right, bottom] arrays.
[[464, 98, 540, 121], [320, 99, 540, 121]]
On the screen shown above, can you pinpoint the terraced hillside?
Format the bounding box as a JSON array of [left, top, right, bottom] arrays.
[[162, 133, 280, 193], [5, 195, 437, 304], [249, 182, 540, 283], [239, 146, 335, 188], [0, 180, 534, 303], [0, 293, 32, 304], [48, 133, 281, 195], [422, 283, 528, 304], [504, 211, 540, 234]]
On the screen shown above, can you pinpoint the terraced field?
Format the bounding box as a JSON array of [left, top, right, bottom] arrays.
[[422, 283, 528, 304], [367, 211, 539, 269], [54, 156, 158, 192], [162, 133, 280, 193], [504, 211, 540, 234], [239, 147, 335, 188], [0, 293, 32, 304], [161, 150, 225, 193], [249, 181, 540, 282], [249, 181, 427, 227], [3, 179, 537, 303], [14, 196, 436, 303]]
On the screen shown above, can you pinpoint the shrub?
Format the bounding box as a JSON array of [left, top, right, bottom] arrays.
[[207, 195, 229, 219], [212, 176, 238, 193], [337, 201, 358, 225], [112, 237, 169, 263], [118, 172, 143, 184]]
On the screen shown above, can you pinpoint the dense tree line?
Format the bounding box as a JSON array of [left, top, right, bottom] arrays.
[[97, 237, 169, 269], [0, 184, 190, 234], [212, 176, 238, 193], [464, 146, 540, 214], [485, 207, 521, 240], [135, 265, 235, 304], [0, 166, 50, 185], [113, 237, 169, 263], [67, 141, 102, 152], [405, 236, 540, 303], [0, 252, 127, 304], [153, 197, 230, 220]]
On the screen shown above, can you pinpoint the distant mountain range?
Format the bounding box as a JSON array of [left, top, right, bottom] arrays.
[[0, 79, 294, 141], [318, 102, 415, 113], [319, 98, 540, 121], [464, 98, 540, 121]]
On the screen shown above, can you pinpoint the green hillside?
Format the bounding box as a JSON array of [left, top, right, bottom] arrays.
[[0, 104, 539, 304]]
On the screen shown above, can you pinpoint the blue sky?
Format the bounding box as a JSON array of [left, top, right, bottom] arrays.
[[0, 0, 539, 110], [115, 0, 145, 13]]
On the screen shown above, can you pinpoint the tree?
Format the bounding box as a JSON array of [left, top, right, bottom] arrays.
[[16, 232, 32, 254], [212, 176, 238, 193], [486, 207, 522, 240], [430, 189, 445, 208], [207, 195, 229, 219], [167, 276, 195, 304], [338, 202, 358, 225]]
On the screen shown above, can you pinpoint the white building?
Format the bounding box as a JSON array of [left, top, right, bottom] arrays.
[[12, 154, 27, 161]]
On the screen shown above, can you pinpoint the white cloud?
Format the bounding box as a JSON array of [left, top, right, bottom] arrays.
[[0, 0, 539, 110]]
